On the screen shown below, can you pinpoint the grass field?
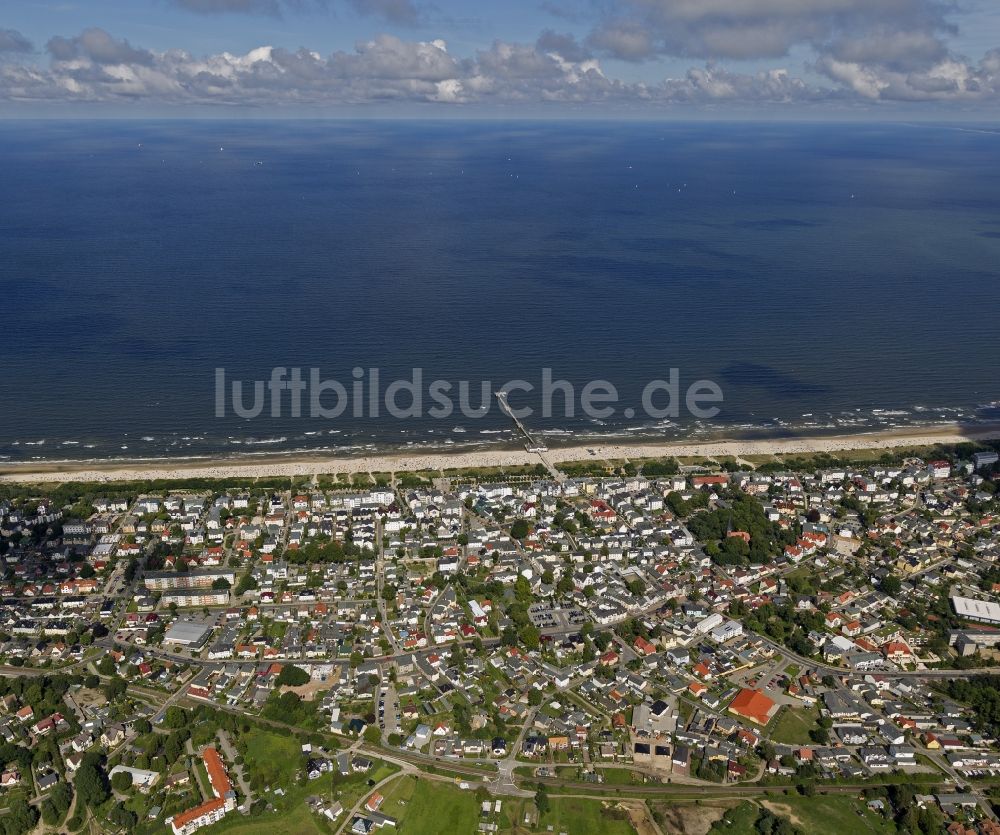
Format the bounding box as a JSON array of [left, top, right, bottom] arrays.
[[329, 760, 402, 815], [711, 796, 895, 835], [768, 707, 819, 745], [204, 802, 327, 835], [377, 775, 481, 834], [241, 729, 301, 787], [761, 795, 896, 834], [199, 780, 332, 835], [709, 801, 760, 834], [526, 797, 638, 835], [594, 767, 649, 785], [369, 762, 401, 784]]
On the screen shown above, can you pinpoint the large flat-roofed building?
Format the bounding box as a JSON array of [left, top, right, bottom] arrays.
[[163, 619, 214, 648], [161, 589, 229, 608], [952, 595, 1000, 625], [973, 450, 999, 470], [144, 569, 235, 592]]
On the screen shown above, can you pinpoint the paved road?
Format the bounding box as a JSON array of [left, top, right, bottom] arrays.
[[492, 707, 539, 796], [749, 635, 1000, 680], [217, 729, 254, 810], [332, 767, 409, 835]]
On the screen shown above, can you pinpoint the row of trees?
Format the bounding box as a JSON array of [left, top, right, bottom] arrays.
[[284, 536, 372, 565]]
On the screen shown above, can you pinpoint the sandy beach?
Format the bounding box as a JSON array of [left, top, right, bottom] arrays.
[[1, 423, 997, 484]]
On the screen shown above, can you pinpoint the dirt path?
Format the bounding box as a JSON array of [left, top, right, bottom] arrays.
[[761, 800, 803, 826], [621, 800, 661, 835], [279, 680, 331, 702]]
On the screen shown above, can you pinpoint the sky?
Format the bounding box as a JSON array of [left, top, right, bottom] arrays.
[[2, 0, 1000, 116]]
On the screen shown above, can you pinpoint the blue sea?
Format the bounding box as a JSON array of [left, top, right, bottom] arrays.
[[1, 120, 999, 463]]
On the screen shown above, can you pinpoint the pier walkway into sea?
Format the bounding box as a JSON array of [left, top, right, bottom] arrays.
[[495, 390, 564, 483]]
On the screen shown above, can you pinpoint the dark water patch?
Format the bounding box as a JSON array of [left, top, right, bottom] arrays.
[[719, 363, 831, 399], [735, 218, 820, 231]]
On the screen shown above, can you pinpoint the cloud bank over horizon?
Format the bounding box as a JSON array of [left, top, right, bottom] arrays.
[[1, 0, 999, 113]]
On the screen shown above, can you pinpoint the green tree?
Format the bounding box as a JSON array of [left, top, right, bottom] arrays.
[[881, 574, 902, 596], [106, 806, 137, 830], [74, 756, 109, 809], [235, 571, 258, 596], [110, 770, 133, 793], [161, 706, 189, 729], [3, 798, 38, 835], [510, 519, 530, 540], [519, 624, 540, 650], [275, 664, 310, 687], [104, 677, 127, 702]]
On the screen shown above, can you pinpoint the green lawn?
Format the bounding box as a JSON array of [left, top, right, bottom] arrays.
[[711, 796, 895, 835], [377, 775, 481, 835], [761, 795, 896, 834], [594, 767, 647, 785], [241, 729, 302, 787], [534, 797, 637, 835], [768, 707, 819, 745], [204, 803, 327, 834], [200, 782, 331, 835], [369, 762, 401, 784]]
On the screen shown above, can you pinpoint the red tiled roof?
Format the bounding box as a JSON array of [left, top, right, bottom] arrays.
[[728, 688, 776, 725], [172, 797, 225, 830], [202, 747, 232, 797]]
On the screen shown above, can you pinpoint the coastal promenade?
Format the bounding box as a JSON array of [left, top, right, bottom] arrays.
[[2, 423, 999, 484]]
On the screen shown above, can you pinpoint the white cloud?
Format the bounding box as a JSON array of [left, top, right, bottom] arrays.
[[816, 51, 999, 101], [579, 0, 1000, 105], [1, 25, 998, 109]]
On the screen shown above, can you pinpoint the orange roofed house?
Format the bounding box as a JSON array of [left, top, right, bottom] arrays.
[[203, 747, 234, 803], [727, 688, 778, 726], [170, 747, 236, 835], [169, 798, 227, 835]]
